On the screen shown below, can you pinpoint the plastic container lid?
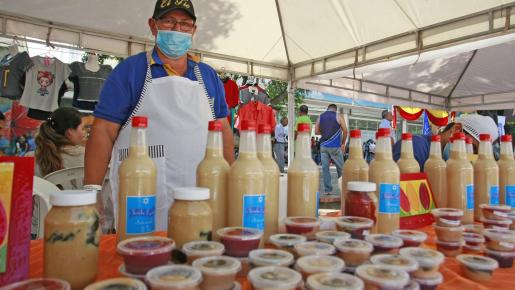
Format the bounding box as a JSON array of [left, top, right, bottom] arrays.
[[294, 241, 336, 256], [145, 265, 202, 289], [83, 278, 147, 290], [346, 182, 376, 192], [456, 254, 498, 271], [464, 223, 484, 233], [284, 216, 320, 227], [296, 255, 345, 274], [316, 231, 351, 243], [402, 133, 413, 140], [355, 264, 409, 289], [462, 232, 485, 243], [433, 224, 465, 233], [208, 120, 223, 131], [248, 266, 302, 289], [483, 228, 515, 241], [182, 241, 225, 257], [350, 129, 361, 138], [431, 208, 464, 217], [335, 216, 374, 229], [392, 230, 428, 242], [174, 187, 209, 201], [454, 132, 466, 140], [257, 124, 272, 134], [117, 236, 175, 256], [334, 239, 374, 254], [365, 234, 403, 248], [249, 249, 295, 267], [481, 217, 513, 226], [484, 247, 515, 258], [216, 227, 263, 241], [192, 256, 241, 276], [1, 278, 71, 290], [479, 134, 491, 141], [306, 272, 364, 290], [412, 272, 443, 287], [399, 247, 445, 267], [298, 123, 311, 132], [435, 239, 463, 247], [50, 190, 96, 206], [132, 116, 148, 128], [269, 233, 307, 247], [480, 204, 511, 212], [240, 120, 256, 131], [404, 281, 421, 290], [370, 254, 419, 272], [501, 135, 512, 142], [431, 135, 441, 142]]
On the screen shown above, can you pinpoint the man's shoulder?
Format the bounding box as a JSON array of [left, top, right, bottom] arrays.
[[111, 52, 147, 75]]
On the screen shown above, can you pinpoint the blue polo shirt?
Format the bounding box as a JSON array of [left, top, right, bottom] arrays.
[[94, 49, 229, 125], [393, 134, 431, 171]]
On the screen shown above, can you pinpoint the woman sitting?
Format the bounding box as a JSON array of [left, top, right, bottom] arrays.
[[35, 107, 85, 177]]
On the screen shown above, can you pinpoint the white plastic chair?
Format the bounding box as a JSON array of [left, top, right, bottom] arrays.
[[43, 166, 84, 190], [32, 176, 61, 239]]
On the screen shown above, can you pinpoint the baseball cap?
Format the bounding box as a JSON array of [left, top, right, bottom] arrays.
[[153, 0, 196, 21], [456, 114, 499, 142]]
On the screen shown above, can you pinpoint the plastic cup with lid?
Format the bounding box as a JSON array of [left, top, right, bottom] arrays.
[[192, 256, 241, 290], [365, 234, 403, 253], [294, 241, 336, 257], [216, 227, 262, 257], [334, 216, 374, 239], [392, 230, 428, 247], [248, 249, 295, 267], [295, 255, 345, 279], [284, 216, 321, 239], [435, 239, 463, 257], [483, 228, 515, 252], [84, 278, 146, 290], [316, 231, 351, 244], [484, 247, 515, 268], [182, 241, 224, 264], [117, 236, 175, 274], [248, 266, 302, 290], [399, 247, 444, 279], [481, 217, 512, 230], [430, 208, 463, 227], [456, 254, 498, 282], [0, 278, 70, 290], [355, 264, 410, 290], [306, 272, 365, 290], [370, 254, 419, 273], [145, 265, 202, 290], [480, 204, 511, 220], [411, 272, 443, 290], [333, 239, 374, 267], [433, 224, 464, 242]]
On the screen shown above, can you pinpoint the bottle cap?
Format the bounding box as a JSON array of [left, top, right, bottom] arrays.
[[132, 116, 148, 128], [174, 187, 210, 200], [402, 133, 412, 140], [350, 129, 361, 138], [378, 128, 390, 135], [240, 120, 256, 131], [257, 124, 272, 134], [431, 135, 441, 142], [208, 120, 223, 131], [501, 135, 512, 142], [297, 123, 311, 133], [453, 132, 466, 140], [465, 136, 473, 143], [479, 133, 491, 142], [50, 190, 97, 206]]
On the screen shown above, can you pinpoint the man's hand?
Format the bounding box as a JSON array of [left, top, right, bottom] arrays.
[[341, 143, 346, 154], [219, 118, 235, 164]]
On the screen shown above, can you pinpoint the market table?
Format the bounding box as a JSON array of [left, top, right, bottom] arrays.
[[29, 225, 515, 290]]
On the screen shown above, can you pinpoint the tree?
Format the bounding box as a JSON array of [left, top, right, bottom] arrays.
[[265, 80, 308, 117]]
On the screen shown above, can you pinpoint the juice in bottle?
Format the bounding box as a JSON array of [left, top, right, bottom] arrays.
[[397, 133, 420, 174], [498, 135, 515, 206], [474, 134, 499, 220], [424, 135, 447, 208], [341, 129, 369, 214]]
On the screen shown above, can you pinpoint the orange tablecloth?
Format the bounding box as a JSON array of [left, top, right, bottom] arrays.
[[29, 226, 515, 290]]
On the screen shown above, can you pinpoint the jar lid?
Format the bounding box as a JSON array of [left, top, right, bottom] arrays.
[[431, 208, 464, 217], [269, 233, 307, 246], [216, 227, 263, 241], [456, 254, 498, 271], [483, 228, 515, 241], [284, 216, 320, 227], [355, 264, 409, 289], [462, 232, 485, 243], [248, 266, 302, 289], [335, 216, 374, 229], [296, 255, 345, 274], [334, 239, 374, 254], [412, 272, 443, 287], [399, 247, 445, 267], [145, 265, 202, 288], [50, 190, 96, 206], [392, 230, 428, 242], [1, 278, 70, 290], [346, 182, 376, 192], [132, 116, 148, 128], [501, 135, 512, 142], [370, 254, 419, 272], [84, 278, 147, 290], [306, 272, 365, 290], [316, 231, 351, 243], [192, 256, 241, 275], [117, 236, 175, 256], [249, 249, 295, 267], [365, 234, 403, 248], [481, 217, 513, 225], [182, 241, 225, 256], [294, 241, 336, 256], [174, 187, 210, 200]]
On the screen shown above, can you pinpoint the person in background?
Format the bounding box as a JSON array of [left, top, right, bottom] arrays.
[[274, 116, 288, 173], [379, 109, 395, 144], [315, 104, 348, 194], [294, 104, 312, 139], [392, 114, 499, 170], [35, 107, 85, 177]]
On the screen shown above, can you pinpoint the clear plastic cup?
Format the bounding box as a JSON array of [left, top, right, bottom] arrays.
[[334, 239, 374, 267], [433, 224, 464, 243], [462, 232, 485, 247], [355, 264, 409, 290], [269, 233, 307, 255], [399, 247, 445, 279], [306, 272, 364, 290], [370, 254, 419, 273], [315, 231, 351, 244], [392, 230, 428, 247], [0, 278, 70, 290], [480, 204, 511, 220], [481, 217, 512, 230], [248, 266, 302, 290], [484, 247, 515, 268], [182, 241, 225, 264], [435, 240, 463, 257], [335, 216, 374, 240], [431, 208, 463, 227], [295, 255, 345, 279], [365, 234, 403, 253], [403, 281, 421, 290], [84, 278, 147, 290], [507, 211, 515, 230], [464, 223, 484, 234], [411, 272, 443, 290], [117, 236, 175, 274], [248, 249, 295, 267], [294, 241, 336, 257], [284, 216, 320, 240], [483, 228, 515, 251], [216, 227, 262, 257], [456, 254, 498, 282], [145, 265, 202, 290], [192, 256, 241, 290]]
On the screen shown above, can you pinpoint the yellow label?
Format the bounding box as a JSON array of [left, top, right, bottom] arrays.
[[0, 162, 15, 273]]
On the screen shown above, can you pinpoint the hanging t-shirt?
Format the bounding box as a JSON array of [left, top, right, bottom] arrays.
[[20, 56, 71, 113], [69, 62, 112, 111], [223, 79, 239, 108], [240, 86, 270, 105], [236, 101, 276, 130], [0, 52, 32, 100]]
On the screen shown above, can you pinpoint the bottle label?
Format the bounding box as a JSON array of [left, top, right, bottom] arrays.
[[506, 185, 515, 207], [242, 194, 265, 230], [489, 186, 500, 205], [466, 184, 474, 210], [379, 183, 400, 214], [126, 195, 156, 235], [316, 191, 320, 218]]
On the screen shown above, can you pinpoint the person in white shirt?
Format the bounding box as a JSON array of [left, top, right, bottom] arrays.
[[379, 110, 396, 144], [274, 117, 288, 173]]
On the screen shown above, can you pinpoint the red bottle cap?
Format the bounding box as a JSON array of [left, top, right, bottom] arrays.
[[297, 123, 311, 133], [449, 137, 455, 143], [378, 128, 390, 135], [132, 116, 148, 128], [431, 135, 441, 142], [240, 120, 256, 131], [465, 136, 473, 144], [208, 120, 223, 131], [402, 133, 413, 140], [257, 124, 272, 134], [350, 129, 361, 138], [453, 132, 466, 140], [479, 134, 491, 142], [501, 135, 512, 142]]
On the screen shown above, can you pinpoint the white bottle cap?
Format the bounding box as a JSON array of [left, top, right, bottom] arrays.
[[347, 181, 376, 192], [174, 187, 210, 201], [50, 190, 97, 206]]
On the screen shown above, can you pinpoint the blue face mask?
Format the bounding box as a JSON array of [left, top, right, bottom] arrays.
[[156, 30, 192, 59], [442, 142, 451, 161]]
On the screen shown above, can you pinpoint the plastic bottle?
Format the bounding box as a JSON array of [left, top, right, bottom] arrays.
[[498, 135, 515, 206], [397, 133, 420, 174], [341, 129, 369, 213], [473, 134, 499, 220], [466, 136, 475, 163], [424, 135, 447, 208]]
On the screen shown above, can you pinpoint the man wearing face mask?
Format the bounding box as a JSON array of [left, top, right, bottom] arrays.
[[84, 0, 234, 230]]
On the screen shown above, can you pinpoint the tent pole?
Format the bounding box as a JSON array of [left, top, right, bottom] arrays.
[[287, 74, 296, 168]]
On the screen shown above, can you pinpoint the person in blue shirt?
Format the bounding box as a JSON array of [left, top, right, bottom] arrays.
[[84, 0, 234, 231]]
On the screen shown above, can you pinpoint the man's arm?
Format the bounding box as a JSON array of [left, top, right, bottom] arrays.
[[315, 118, 321, 135], [84, 118, 120, 185], [339, 114, 348, 152], [219, 117, 235, 164]]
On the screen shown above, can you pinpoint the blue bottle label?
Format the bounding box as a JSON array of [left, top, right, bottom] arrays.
[[466, 184, 474, 210], [126, 195, 156, 235], [379, 183, 400, 214], [506, 185, 515, 207], [243, 194, 265, 230], [489, 186, 500, 205]]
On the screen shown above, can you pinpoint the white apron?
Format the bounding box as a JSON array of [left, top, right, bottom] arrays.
[[110, 53, 214, 231]]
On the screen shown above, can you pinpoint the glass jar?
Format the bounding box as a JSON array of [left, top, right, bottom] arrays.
[[345, 181, 377, 224], [44, 190, 100, 290]]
